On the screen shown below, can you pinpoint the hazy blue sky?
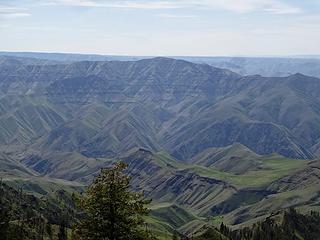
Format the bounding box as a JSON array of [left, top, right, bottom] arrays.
[[1, 0, 320, 56]]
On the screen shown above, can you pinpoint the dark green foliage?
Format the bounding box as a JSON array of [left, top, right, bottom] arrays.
[[172, 232, 179, 240], [58, 218, 68, 240], [0, 185, 11, 238], [218, 208, 320, 240], [194, 227, 227, 240], [0, 179, 77, 240], [73, 161, 156, 240]]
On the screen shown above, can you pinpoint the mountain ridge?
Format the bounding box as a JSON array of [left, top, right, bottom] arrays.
[[0, 57, 318, 160]]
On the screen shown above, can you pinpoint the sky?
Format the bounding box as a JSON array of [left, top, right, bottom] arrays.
[[0, 0, 320, 56]]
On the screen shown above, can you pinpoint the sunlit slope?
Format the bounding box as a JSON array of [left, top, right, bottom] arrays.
[[1, 142, 319, 232]]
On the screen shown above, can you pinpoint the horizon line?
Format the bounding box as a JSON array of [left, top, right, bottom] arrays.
[[1, 50, 320, 59]]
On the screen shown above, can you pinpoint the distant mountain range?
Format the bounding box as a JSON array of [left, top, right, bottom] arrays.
[[0, 55, 319, 159], [0, 53, 319, 234], [2, 51, 320, 78]]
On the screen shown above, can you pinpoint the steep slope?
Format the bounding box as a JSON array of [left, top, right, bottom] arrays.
[[0, 57, 319, 160], [150, 204, 197, 229], [311, 141, 320, 157], [189, 143, 262, 174], [121, 148, 237, 216], [0, 151, 83, 196], [162, 73, 320, 159], [165, 116, 312, 160], [0, 96, 67, 149], [268, 160, 320, 192], [220, 159, 320, 226], [81, 104, 162, 157], [21, 152, 112, 182], [0, 152, 35, 178]]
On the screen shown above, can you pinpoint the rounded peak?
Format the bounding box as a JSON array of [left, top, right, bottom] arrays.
[[289, 72, 307, 78], [122, 147, 153, 158], [139, 56, 192, 65]]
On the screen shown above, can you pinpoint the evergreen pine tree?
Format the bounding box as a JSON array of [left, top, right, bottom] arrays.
[[74, 161, 155, 240]]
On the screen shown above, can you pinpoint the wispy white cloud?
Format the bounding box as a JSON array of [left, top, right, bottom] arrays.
[[42, 0, 302, 14], [0, 6, 31, 19], [155, 13, 198, 18], [180, 0, 302, 14], [44, 0, 105, 7], [43, 0, 181, 9]]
